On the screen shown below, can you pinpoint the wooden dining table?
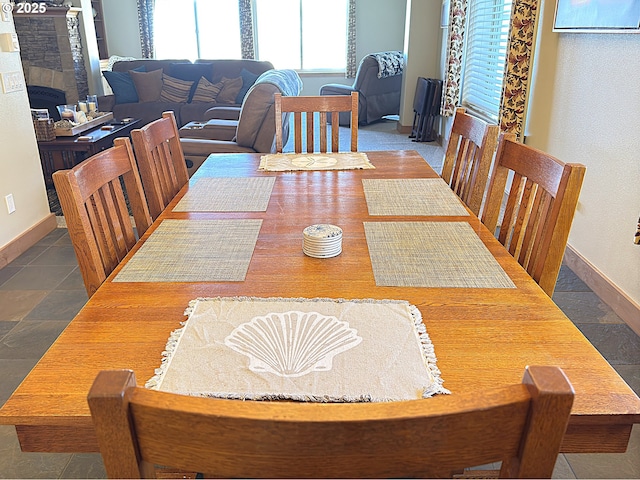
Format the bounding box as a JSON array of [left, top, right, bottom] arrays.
[[1, 150, 638, 454]]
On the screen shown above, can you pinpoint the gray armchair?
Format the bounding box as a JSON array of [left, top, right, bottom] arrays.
[[179, 69, 302, 171], [320, 52, 404, 126]]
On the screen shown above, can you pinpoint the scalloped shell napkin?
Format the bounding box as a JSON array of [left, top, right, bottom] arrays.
[[259, 152, 375, 171], [146, 297, 449, 402]]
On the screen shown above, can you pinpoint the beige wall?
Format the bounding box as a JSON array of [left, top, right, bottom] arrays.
[[525, 1, 640, 306], [399, 0, 442, 127], [0, 11, 52, 256]]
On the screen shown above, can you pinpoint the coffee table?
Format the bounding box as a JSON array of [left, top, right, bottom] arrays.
[[38, 118, 141, 186]]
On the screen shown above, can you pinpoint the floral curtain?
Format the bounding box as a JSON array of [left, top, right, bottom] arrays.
[[239, 0, 255, 59], [441, 0, 467, 117], [499, 0, 539, 137], [137, 0, 154, 59], [346, 0, 357, 78]]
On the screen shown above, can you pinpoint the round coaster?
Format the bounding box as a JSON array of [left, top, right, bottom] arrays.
[[304, 248, 342, 258], [302, 224, 342, 258], [303, 224, 343, 239]]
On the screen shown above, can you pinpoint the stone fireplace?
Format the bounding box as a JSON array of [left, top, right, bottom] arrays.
[[14, 6, 89, 109]]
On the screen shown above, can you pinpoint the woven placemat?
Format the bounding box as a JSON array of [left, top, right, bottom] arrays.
[[173, 177, 276, 212], [146, 296, 449, 402], [113, 219, 262, 282], [364, 221, 515, 288], [259, 152, 375, 171], [362, 178, 469, 216]]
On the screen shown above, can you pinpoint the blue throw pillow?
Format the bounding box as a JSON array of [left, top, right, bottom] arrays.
[[235, 68, 260, 104], [103, 66, 145, 104]]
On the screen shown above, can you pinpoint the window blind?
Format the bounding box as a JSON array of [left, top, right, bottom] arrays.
[[461, 0, 513, 124]]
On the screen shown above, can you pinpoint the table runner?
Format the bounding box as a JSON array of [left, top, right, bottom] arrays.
[[146, 297, 449, 402], [113, 219, 262, 282], [364, 221, 516, 288], [173, 177, 276, 212], [259, 152, 375, 171], [362, 178, 469, 216]]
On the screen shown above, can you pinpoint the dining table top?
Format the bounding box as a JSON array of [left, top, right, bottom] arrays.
[[1, 150, 638, 454]]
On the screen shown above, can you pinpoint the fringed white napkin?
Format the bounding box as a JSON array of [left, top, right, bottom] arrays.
[[147, 297, 449, 402], [259, 152, 374, 171]]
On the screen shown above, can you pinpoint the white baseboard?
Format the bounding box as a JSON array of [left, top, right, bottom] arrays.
[[564, 244, 640, 337]]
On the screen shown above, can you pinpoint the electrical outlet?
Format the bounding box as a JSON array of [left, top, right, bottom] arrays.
[[0, 71, 24, 93], [5, 194, 15, 214]]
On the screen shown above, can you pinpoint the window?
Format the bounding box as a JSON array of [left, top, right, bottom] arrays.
[[155, 0, 241, 61], [460, 0, 513, 123], [254, 0, 347, 71], [155, 0, 347, 72]]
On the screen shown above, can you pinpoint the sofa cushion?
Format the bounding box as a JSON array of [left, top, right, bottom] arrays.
[[169, 63, 214, 101], [103, 66, 145, 104], [191, 77, 224, 103], [235, 68, 260, 104], [196, 59, 274, 83], [160, 74, 194, 103], [130, 69, 163, 103], [216, 77, 243, 104]]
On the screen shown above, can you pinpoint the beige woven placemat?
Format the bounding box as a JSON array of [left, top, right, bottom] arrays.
[[364, 221, 515, 288], [362, 178, 469, 216], [259, 152, 375, 171], [172, 177, 276, 212], [146, 296, 449, 402], [113, 219, 262, 282]]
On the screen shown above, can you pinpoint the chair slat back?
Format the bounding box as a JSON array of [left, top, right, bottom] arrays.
[[52, 138, 152, 297], [131, 111, 189, 220], [441, 107, 499, 215], [275, 93, 358, 153], [482, 133, 586, 296], [88, 365, 573, 479]]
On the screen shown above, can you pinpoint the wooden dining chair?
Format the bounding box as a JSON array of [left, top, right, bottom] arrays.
[[131, 111, 189, 220], [52, 138, 152, 297], [441, 107, 499, 216], [88, 365, 573, 479], [275, 92, 359, 153], [482, 133, 586, 296]]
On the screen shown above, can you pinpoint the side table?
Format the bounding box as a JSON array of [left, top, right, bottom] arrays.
[[38, 118, 142, 187]]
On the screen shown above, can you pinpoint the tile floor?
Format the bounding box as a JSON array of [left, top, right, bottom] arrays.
[[0, 120, 638, 478]]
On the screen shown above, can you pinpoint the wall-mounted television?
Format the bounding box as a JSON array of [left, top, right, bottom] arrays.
[[554, 0, 640, 32]]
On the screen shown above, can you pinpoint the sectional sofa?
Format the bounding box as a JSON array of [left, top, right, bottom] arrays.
[[98, 59, 274, 127]]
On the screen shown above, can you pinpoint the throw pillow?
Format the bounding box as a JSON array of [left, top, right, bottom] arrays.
[[191, 77, 224, 103], [103, 66, 145, 104], [130, 69, 163, 103], [216, 77, 243, 104], [235, 68, 260, 104], [160, 74, 194, 103], [169, 63, 214, 101]]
